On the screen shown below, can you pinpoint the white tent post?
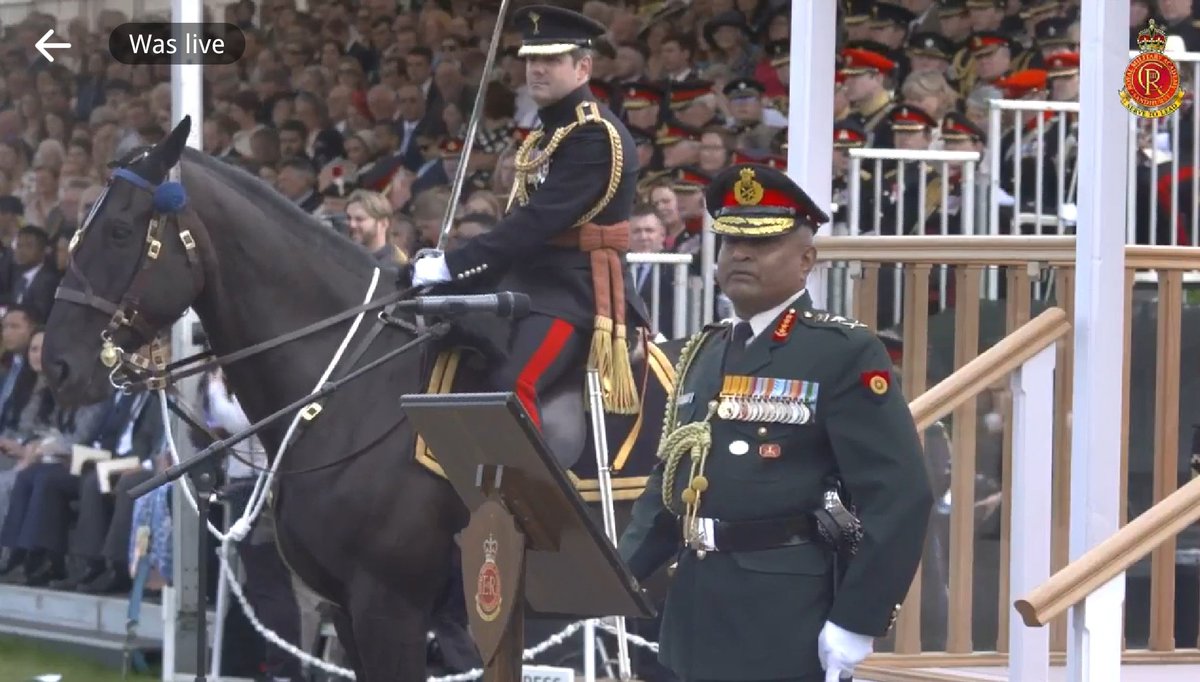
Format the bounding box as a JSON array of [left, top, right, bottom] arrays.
[[1066, 1, 1130, 681], [169, 1, 205, 678], [788, 1, 837, 310]]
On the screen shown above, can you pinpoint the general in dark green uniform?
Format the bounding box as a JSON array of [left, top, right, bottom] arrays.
[[618, 163, 933, 682]]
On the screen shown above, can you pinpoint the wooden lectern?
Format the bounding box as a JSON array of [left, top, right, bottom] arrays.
[[400, 392, 655, 681]]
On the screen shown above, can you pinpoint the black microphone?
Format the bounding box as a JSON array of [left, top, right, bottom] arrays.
[[402, 292, 531, 318]]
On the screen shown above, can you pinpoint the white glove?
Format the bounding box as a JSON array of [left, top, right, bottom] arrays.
[[818, 621, 873, 682], [412, 252, 451, 286]]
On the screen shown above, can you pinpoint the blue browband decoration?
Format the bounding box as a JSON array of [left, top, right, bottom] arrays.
[[112, 167, 189, 215]]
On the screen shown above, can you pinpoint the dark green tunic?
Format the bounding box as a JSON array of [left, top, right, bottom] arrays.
[[618, 292, 933, 680]]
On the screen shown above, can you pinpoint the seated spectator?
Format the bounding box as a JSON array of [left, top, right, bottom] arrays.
[[277, 157, 323, 214], [0, 339, 164, 587], [0, 328, 106, 583], [446, 212, 496, 251], [3, 226, 59, 323], [409, 186, 452, 250], [346, 189, 408, 265], [462, 189, 502, 221], [0, 306, 40, 433]]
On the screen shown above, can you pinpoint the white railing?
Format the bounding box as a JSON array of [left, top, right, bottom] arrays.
[[986, 99, 1082, 241], [845, 148, 983, 326], [1008, 344, 1057, 680], [626, 252, 693, 339], [983, 52, 1200, 249]]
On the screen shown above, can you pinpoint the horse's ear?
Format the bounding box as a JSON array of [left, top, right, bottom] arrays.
[[156, 116, 192, 169]]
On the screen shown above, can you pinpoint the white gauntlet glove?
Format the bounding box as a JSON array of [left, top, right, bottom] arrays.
[[412, 251, 450, 286], [818, 621, 873, 682]]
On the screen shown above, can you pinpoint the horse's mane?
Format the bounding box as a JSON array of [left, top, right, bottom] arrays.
[[181, 148, 378, 277]]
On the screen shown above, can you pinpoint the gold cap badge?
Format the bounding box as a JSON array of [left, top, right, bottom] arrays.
[[733, 167, 764, 206]]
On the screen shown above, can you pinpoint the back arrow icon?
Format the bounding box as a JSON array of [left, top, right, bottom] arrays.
[[35, 29, 72, 62]]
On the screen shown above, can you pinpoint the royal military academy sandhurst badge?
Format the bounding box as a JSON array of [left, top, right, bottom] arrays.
[[475, 534, 503, 622], [1120, 19, 1186, 119]]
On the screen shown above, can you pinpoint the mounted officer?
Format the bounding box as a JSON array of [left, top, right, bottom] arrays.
[[618, 163, 933, 682], [407, 5, 647, 423]]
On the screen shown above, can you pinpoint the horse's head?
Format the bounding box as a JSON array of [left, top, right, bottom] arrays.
[[44, 116, 206, 405]]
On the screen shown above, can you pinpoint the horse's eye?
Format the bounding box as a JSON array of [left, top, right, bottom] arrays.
[[111, 224, 134, 241]]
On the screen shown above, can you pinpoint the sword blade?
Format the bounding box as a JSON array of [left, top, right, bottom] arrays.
[[435, 0, 516, 250]]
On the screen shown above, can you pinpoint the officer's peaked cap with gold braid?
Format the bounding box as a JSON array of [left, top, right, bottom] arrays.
[[705, 163, 829, 238], [514, 5, 607, 57]]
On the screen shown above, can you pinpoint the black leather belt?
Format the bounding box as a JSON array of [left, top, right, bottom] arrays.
[[709, 515, 816, 552]]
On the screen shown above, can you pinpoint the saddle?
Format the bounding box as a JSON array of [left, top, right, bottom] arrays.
[[413, 312, 674, 481]]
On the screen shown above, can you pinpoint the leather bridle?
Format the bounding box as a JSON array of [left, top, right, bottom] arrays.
[[55, 161, 206, 391], [55, 158, 417, 396]]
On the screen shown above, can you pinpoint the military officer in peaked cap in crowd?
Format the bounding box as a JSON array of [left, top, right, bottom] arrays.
[[408, 4, 647, 421], [831, 118, 877, 237], [619, 163, 933, 682]]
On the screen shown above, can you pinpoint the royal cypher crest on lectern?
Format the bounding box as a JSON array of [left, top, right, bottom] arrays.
[[400, 392, 653, 681]]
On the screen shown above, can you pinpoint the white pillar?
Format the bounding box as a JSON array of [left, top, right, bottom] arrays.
[[789, 0, 837, 310], [1067, 1, 1129, 681], [169, 2, 205, 678], [1009, 345, 1056, 681]]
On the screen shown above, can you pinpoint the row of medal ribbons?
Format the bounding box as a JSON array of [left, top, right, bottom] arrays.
[[717, 375, 819, 425]]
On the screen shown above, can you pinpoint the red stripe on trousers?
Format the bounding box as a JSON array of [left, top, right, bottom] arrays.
[[514, 319, 575, 430]]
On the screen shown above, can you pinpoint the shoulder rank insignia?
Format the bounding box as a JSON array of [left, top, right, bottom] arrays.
[[802, 310, 869, 330], [861, 370, 890, 399]]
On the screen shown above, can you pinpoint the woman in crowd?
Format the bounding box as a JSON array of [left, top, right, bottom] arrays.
[[0, 329, 107, 582]]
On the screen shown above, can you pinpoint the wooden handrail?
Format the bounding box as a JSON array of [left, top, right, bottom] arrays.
[[1014, 474, 1200, 627], [814, 235, 1077, 266], [811, 236, 1200, 270], [908, 307, 1071, 431]]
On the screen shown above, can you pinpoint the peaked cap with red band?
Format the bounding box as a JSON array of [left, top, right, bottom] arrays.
[[940, 111, 988, 141], [673, 165, 712, 191], [941, 111, 986, 142], [1045, 51, 1079, 79], [731, 149, 789, 169], [588, 79, 614, 103], [705, 163, 829, 238], [994, 68, 1048, 98], [623, 81, 664, 109], [968, 30, 1014, 55], [834, 119, 869, 148], [656, 120, 702, 145], [840, 47, 897, 76], [669, 80, 714, 109], [888, 104, 938, 131]]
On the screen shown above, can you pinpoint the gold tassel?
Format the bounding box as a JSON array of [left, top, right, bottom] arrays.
[[608, 323, 640, 415], [589, 315, 615, 407]]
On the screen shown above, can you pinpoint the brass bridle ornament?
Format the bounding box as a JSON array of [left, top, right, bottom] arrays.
[[55, 158, 206, 392]]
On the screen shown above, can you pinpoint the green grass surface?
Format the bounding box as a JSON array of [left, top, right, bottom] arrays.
[[0, 635, 156, 682]]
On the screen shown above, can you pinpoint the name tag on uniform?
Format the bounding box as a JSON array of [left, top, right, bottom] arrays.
[[716, 375, 818, 425], [677, 392, 694, 405]]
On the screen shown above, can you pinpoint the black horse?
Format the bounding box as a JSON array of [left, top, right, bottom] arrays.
[[41, 117, 673, 681]]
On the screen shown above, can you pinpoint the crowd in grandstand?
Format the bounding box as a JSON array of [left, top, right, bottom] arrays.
[[0, 0, 1198, 679]]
